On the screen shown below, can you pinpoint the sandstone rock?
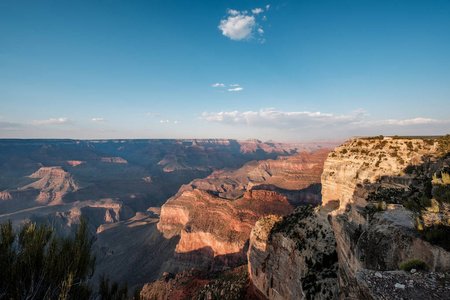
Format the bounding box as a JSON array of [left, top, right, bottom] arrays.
[[321, 137, 450, 299], [159, 189, 294, 270], [248, 206, 338, 300], [158, 149, 332, 270]]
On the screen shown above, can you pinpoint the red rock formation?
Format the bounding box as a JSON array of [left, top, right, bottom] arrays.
[[178, 149, 331, 202], [159, 189, 294, 269], [158, 149, 332, 270], [66, 160, 85, 167]]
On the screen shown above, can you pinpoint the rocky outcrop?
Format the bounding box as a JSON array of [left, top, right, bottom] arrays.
[[248, 206, 338, 300], [321, 138, 438, 210], [158, 149, 332, 270], [66, 160, 86, 167], [140, 266, 257, 300], [320, 137, 450, 298], [177, 149, 331, 204], [23, 166, 80, 205], [159, 189, 294, 269], [355, 269, 450, 299]]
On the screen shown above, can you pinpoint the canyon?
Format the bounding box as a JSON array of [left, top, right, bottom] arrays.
[[0, 138, 341, 289], [1, 136, 448, 299], [157, 149, 331, 271], [140, 136, 450, 300]]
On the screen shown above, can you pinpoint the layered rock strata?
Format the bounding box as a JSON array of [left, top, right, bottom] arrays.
[[248, 206, 338, 300], [320, 137, 450, 298], [158, 149, 332, 270]]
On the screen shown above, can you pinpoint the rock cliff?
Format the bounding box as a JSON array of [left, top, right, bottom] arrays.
[[320, 136, 450, 298], [246, 136, 450, 299], [247, 206, 338, 300], [158, 149, 332, 270]]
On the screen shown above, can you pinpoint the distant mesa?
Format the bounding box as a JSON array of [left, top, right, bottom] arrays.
[[25, 166, 80, 205], [100, 157, 127, 163], [66, 160, 86, 167]]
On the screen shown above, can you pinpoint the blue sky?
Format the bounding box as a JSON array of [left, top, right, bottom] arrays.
[[1, 0, 449, 141]]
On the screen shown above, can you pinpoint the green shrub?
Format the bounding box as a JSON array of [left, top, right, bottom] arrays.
[[0, 217, 96, 299], [399, 259, 429, 272], [437, 134, 450, 156]]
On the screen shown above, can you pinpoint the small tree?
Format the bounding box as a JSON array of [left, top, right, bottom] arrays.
[[0, 217, 96, 299]]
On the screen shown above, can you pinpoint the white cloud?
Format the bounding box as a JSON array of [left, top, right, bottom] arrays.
[[200, 108, 450, 138], [385, 118, 441, 126], [92, 118, 106, 122], [146, 112, 160, 117], [252, 8, 264, 14], [33, 117, 71, 125], [219, 8, 268, 42], [212, 83, 226, 87], [173, 121, 181, 124], [266, 4, 270, 10], [229, 84, 240, 87], [160, 120, 170, 123], [228, 9, 239, 16], [201, 108, 366, 129], [219, 13, 255, 40], [228, 87, 244, 92]]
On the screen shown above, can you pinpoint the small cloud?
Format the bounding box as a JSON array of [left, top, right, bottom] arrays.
[[258, 28, 264, 35], [212, 83, 226, 87], [252, 8, 264, 14], [146, 112, 160, 117], [219, 11, 256, 40], [33, 117, 72, 125], [92, 118, 106, 122], [228, 9, 240, 16], [262, 15, 267, 21], [229, 84, 240, 87], [173, 121, 181, 124], [266, 4, 270, 10], [228, 87, 244, 92], [160, 120, 170, 124]]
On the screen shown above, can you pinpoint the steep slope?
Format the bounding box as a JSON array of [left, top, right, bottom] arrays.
[[320, 136, 450, 298], [158, 149, 332, 270], [248, 206, 338, 300]]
